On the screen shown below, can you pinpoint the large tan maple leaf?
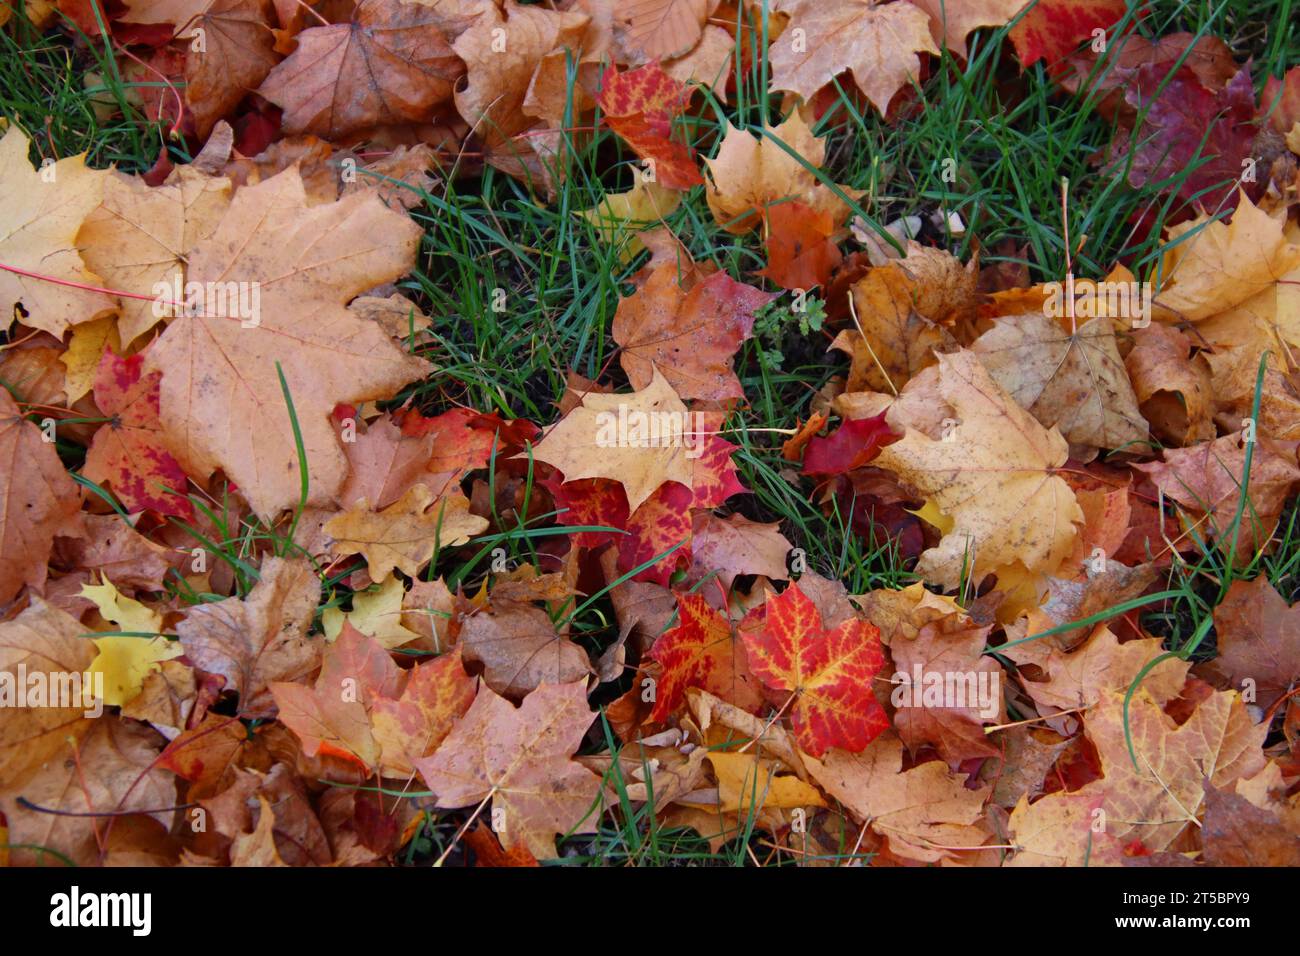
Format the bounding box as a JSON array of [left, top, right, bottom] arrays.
[[1076, 689, 1267, 852], [0, 126, 117, 336], [971, 311, 1149, 454], [144, 166, 430, 517], [875, 349, 1083, 590], [768, 0, 939, 114], [78, 167, 231, 345], [417, 680, 603, 860]]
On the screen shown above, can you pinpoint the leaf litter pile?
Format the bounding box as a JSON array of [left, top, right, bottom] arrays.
[[1, 0, 1300, 868]]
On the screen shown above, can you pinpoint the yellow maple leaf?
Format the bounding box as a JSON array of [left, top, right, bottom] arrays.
[[82, 577, 182, 707], [876, 349, 1083, 590]]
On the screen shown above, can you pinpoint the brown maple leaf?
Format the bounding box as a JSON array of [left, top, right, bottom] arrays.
[[417, 680, 603, 860], [1206, 576, 1300, 712], [258, 0, 465, 140], [0, 389, 81, 603], [460, 599, 593, 700], [175, 556, 322, 717]]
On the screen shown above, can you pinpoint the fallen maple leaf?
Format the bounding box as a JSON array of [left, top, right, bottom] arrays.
[[1110, 65, 1258, 213], [452, 0, 589, 190], [875, 349, 1084, 589], [337, 415, 437, 511], [417, 680, 603, 860], [77, 166, 231, 344], [1005, 617, 1188, 716], [0, 599, 97, 789], [889, 611, 1003, 767], [832, 244, 976, 392], [685, 511, 792, 590], [1152, 190, 1300, 323], [910, 0, 1029, 59], [1008, 0, 1130, 70], [1201, 784, 1300, 866], [0, 126, 116, 336], [144, 166, 431, 517], [0, 389, 81, 603], [612, 265, 773, 401], [1075, 689, 1266, 851], [175, 556, 322, 717], [258, 0, 465, 139], [1123, 323, 1216, 445], [802, 733, 991, 863], [704, 112, 858, 234], [370, 648, 477, 777], [707, 750, 827, 814], [617, 481, 693, 585], [156, 714, 263, 800], [598, 61, 703, 189], [325, 484, 487, 579], [0, 718, 177, 866], [530, 367, 695, 513], [83, 349, 194, 519], [767, 0, 939, 114], [164, 0, 281, 140], [579, 178, 682, 261], [271, 623, 402, 770], [971, 310, 1148, 454], [460, 600, 593, 699], [81, 576, 182, 707], [801, 412, 898, 477], [649, 593, 764, 721], [53, 513, 175, 592], [615, 0, 708, 61], [1134, 431, 1300, 557], [1005, 790, 1124, 866], [1206, 576, 1300, 713], [758, 200, 844, 290], [741, 580, 889, 757]]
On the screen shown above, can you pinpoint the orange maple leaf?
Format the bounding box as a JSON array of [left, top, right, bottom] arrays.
[[598, 62, 704, 189]]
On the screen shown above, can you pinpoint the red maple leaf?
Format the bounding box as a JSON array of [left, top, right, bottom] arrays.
[[1009, 0, 1134, 71], [649, 593, 762, 722], [83, 349, 193, 519], [618, 482, 693, 585], [801, 412, 899, 477], [1109, 65, 1259, 213], [544, 476, 630, 549], [686, 412, 748, 508], [741, 580, 889, 756], [598, 62, 704, 189]]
